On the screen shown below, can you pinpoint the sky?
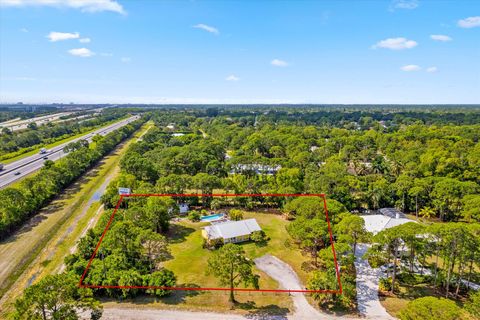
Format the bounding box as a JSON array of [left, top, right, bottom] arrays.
[[0, 0, 479, 104]]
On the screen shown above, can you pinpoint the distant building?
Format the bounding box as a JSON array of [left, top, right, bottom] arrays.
[[230, 164, 281, 175], [202, 219, 262, 244], [361, 208, 412, 234], [179, 203, 189, 214]]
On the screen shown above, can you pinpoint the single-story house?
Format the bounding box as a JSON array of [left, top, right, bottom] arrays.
[[202, 218, 261, 244], [361, 208, 412, 235]]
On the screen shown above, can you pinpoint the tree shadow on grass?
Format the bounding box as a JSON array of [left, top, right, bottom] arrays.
[[254, 240, 268, 248], [160, 283, 203, 304], [104, 283, 203, 306], [165, 224, 195, 243], [244, 304, 290, 320]]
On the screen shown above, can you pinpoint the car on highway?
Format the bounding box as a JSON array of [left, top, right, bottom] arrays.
[[43, 156, 48, 160], [14, 171, 21, 175], [0, 163, 4, 171]]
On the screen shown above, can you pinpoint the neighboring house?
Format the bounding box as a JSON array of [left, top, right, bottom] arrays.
[[202, 218, 261, 244], [179, 203, 189, 214], [361, 208, 412, 235], [230, 164, 281, 175]]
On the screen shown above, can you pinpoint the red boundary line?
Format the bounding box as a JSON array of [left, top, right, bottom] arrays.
[[78, 193, 343, 294]]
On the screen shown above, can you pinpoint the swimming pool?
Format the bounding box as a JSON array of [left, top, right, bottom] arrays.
[[200, 213, 224, 222]]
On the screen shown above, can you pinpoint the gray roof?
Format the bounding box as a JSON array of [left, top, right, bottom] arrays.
[[204, 219, 261, 240], [379, 208, 406, 219]]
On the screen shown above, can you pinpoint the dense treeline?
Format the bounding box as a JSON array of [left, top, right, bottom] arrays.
[[0, 116, 146, 239], [65, 197, 177, 299], [109, 110, 480, 223], [0, 109, 131, 158], [366, 222, 480, 297], [9, 107, 480, 317]]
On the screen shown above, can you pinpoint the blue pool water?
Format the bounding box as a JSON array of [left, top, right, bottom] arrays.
[[200, 213, 224, 222]]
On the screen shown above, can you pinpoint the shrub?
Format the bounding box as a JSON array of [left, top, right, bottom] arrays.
[[465, 290, 480, 318], [250, 230, 268, 243], [188, 210, 201, 222], [379, 277, 399, 292], [203, 237, 224, 250], [143, 269, 177, 297], [229, 209, 244, 221], [399, 297, 461, 320]]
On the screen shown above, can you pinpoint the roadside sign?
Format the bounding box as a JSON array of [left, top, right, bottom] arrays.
[[118, 187, 131, 195]]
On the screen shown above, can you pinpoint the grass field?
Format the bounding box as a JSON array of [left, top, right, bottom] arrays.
[[142, 210, 311, 313], [0, 122, 151, 317]]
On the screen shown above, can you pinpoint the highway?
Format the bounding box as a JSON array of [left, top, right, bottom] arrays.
[[0, 112, 74, 131], [0, 115, 139, 189], [0, 108, 103, 132]]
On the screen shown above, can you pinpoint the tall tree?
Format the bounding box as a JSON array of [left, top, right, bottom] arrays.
[[13, 274, 102, 320], [206, 244, 259, 303], [335, 214, 370, 255]]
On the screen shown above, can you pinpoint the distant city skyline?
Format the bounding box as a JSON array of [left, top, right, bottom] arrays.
[[0, 0, 479, 104]]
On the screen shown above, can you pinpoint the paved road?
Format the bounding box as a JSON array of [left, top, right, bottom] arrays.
[[355, 244, 395, 319], [0, 112, 74, 131], [0, 116, 139, 189]]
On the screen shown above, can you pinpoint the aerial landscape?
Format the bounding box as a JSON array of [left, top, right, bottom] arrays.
[[0, 1, 479, 319]]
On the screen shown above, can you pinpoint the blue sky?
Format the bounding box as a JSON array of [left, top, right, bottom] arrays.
[[0, 0, 479, 104]]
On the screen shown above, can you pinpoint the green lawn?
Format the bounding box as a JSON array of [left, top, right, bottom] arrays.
[[157, 211, 310, 313]]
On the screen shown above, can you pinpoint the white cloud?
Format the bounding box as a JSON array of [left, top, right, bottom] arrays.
[[373, 37, 418, 50], [430, 34, 452, 42], [120, 57, 131, 63], [389, 0, 418, 11], [426, 66, 438, 73], [20, 27, 28, 32], [193, 24, 219, 35], [401, 64, 421, 71], [225, 75, 239, 81], [271, 59, 288, 67], [79, 37, 91, 43], [47, 31, 79, 42], [100, 52, 113, 57], [68, 48, 95, 57], [458, 16, 480, 28], [1, 0, 126, 15]]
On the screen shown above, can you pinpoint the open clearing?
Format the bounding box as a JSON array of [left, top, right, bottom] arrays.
[[97, 210, 317, 314]]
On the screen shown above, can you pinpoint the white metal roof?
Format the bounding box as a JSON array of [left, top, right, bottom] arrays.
[[204, 218, 261, 240], [361, 215, 412, 234]]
